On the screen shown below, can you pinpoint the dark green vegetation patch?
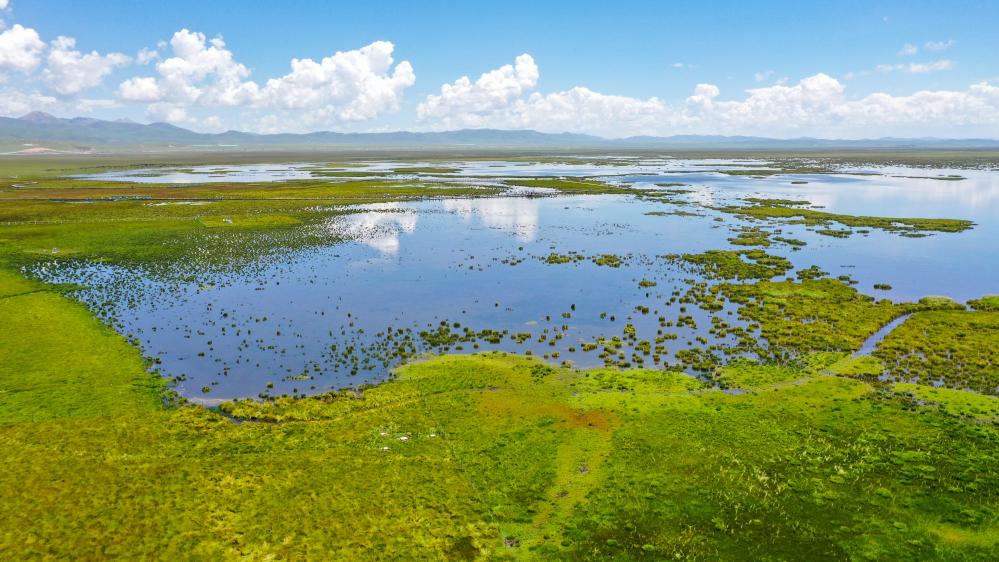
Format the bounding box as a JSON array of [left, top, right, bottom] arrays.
[[875, 310, 999, 395], [665, 249, 792, 280]]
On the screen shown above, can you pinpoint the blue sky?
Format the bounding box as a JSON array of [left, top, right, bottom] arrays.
[[2, 0, 998, 137]]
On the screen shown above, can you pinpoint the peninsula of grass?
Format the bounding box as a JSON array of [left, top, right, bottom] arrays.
[[722, 201, 974, 235]]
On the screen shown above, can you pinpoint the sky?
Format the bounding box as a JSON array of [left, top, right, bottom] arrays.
[[1, 0, 998, 138]]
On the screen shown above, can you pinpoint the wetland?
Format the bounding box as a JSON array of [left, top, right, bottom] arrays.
[[1, 151, 997, 559]]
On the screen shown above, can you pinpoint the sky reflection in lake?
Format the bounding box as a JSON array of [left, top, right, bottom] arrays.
[[47, 160, 999, 399]]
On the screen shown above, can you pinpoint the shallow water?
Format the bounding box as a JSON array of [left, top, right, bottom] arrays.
[[43, 159, 999, 399]]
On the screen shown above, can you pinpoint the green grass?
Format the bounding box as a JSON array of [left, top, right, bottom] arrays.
[[826, 355, 886, 377], [0, 271, 165, 422], [712, 358, 804, 388], [875, 310, 999, 395], [717, 278, 912, 356], [893, 382, 999, 422], [666, 249, 792, 280]]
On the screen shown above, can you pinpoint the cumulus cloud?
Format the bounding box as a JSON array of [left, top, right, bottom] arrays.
[[258, 40, 415, 121], [0, 24, 45, 73], [417, 54, 538, 123], [43, 36, 131, 96], [118, 29, 414, 128], [897, 43, 919, 56], [417, 55, 999, 138], [687, 83, 720, 109], [118, 29, 257, 106], [0, 0, 9, 9]]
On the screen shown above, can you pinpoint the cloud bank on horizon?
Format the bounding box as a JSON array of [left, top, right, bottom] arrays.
[[1, 0, 997, 138]]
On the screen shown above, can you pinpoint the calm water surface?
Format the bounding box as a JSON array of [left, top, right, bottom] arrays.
[[43, 159, 999, 400]]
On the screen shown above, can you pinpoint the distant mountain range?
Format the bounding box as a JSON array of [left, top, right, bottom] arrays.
[[3, 112, 999, 151]]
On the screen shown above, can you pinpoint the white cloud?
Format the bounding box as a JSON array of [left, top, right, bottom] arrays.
[[417, 54, 537, 123], [0, 88, 56, 116], [146, 101, 190, 123], [43, 36, 131, 96], [118, 76, 162, 102], [897, 43, 919, 56], [924, 39, 955, 51], [0, 0, 9, 10], [139, 29, 257, 106], [136, 46, 159, 65], [200, 114, 224, 132], [0, 24, 45, 73], [687, 83, 720, 109], [258, 40, 415, 122], [907, 60, 955, 73], [417, 55, 999, 138], [754, 70, 775, 83], [118, 30, 414, 128], [878, 59, 954, 74]]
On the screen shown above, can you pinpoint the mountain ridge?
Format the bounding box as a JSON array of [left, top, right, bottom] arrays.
[[3, 112, 999, 150]]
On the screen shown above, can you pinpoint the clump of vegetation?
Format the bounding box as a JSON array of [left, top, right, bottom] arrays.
[[774, 236, 806, 247], [665, 249, 792, 280], [591, 254, 625, 268], [544, 252, 586, 265], [728, 226, 772, 247], [795, 265, 827, 280], [744, 197, 811, 206], [968, 295, 999, 311], [541, 252, 626, 267]]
